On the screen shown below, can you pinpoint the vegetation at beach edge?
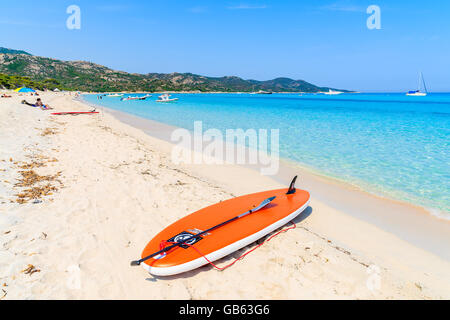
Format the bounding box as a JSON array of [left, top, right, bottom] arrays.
[[0, 72, 63, 91]]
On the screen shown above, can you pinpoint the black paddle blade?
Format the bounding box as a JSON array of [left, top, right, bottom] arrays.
[[258, 196, 276, 209], [130, 260, 141, 266], [286, 176, 298, 194]]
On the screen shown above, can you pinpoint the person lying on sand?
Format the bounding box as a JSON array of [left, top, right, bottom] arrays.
[[1, 94, 12, 98], [21, 98, 53, 110]]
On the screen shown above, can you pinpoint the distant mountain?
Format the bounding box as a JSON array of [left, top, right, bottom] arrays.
[[0, 47, 348, 92], [0, 47, 31, 55], [255, 77, 326, 92]]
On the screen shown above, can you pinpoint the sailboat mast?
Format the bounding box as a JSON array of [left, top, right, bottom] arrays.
[[420, 72, 428, 93]]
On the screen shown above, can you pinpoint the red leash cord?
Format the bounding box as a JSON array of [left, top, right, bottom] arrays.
[[159, 222, 296, 271]]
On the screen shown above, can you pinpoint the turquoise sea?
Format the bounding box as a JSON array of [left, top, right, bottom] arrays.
[[83, 93, 450, 218]]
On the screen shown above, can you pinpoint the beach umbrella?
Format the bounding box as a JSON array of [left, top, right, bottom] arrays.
[[14, 87, 36, 93]]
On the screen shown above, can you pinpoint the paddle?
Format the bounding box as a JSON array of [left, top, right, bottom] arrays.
[[130, 196, 277, 266]]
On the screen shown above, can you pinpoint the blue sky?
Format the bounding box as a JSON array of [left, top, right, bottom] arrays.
[[0, 0, 449, 92]]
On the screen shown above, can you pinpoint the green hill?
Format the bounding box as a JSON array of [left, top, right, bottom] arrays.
[[0, 47, 347, 93], [0, 47, 31, 55]]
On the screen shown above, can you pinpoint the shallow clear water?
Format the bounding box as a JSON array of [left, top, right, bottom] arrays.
[[84, 93, 450, 217]]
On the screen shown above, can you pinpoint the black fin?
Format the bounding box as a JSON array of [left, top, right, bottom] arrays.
[[286, 176, 298, 194]]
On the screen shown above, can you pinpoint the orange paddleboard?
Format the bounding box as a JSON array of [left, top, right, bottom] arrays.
[[139, 180, 310, 276]]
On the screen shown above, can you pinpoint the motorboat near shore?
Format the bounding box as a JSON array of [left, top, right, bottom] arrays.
[[323, 89, 343, 95], [250, 90, 272, 94], [121, 94, 152, 101], [156, 93, 179, 102]]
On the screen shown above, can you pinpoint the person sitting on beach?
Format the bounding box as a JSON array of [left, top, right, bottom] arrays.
[[21, 98, 53, 110]]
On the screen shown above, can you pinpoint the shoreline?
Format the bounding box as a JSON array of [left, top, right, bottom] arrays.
[[1, 92, 449, 299], [87, 91, 358, 95], [278, 157, 448, 221], [81, 97, 450, 261]]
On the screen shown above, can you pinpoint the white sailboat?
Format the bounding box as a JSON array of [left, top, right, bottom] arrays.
[[406, 72, 428, 96]]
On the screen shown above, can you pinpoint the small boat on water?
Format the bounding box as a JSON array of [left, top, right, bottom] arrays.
[[121, 94, 152, 101], [406, 72, 428, 96], [106, 93, 124, 98], [254, 90, 272, 94], [323, 89, 343, 95], [156, 93, 179, 102]]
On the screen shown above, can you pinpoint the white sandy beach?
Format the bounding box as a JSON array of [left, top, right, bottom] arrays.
[[0, 92, 449, 300]]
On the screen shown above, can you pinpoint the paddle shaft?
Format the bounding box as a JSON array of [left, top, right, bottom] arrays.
[[131, 196, 276, 266]]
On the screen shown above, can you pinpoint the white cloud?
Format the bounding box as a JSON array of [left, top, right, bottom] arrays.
[[227, 4, 268, 10], [96, 5, 130, 12], [0, 19, 29, 26], [0, 18, 58, 28], [320, 2, 364, 12], [189, 6, 208, 13]]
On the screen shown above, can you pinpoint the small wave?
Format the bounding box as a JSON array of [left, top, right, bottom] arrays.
[[426, 207, 450, 221], [431, 111, 450, 116]]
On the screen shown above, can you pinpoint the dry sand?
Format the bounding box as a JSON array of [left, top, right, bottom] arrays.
[[0, 92, 449, 299]]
